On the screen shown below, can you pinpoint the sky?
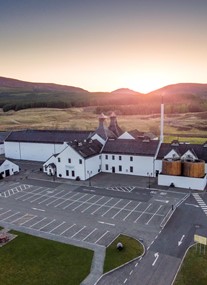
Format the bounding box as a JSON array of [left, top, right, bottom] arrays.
[[0, 0, 207, 93]]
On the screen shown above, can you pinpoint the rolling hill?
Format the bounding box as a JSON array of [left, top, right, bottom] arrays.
[[0, 76, 206, 114]]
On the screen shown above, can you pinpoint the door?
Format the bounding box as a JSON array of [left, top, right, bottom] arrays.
[[5, 169, 10, 177], [112, 167, 115, 173]]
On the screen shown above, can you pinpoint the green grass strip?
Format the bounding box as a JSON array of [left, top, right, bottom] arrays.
[[104, 234, 144, 273], [174, 245, 207, 285], [0, 230, 93, 285]]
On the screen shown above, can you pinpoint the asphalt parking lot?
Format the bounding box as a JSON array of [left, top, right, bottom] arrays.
[[0, 180, 187, 248]]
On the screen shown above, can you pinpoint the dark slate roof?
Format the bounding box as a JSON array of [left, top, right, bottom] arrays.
[[69, 139, 103, 158], [0, 159, 5, 166], [102, 139, 160, 156], [0, 131, 10, 143], [5, 130, 92, 144], [157, 143, 207, 162]]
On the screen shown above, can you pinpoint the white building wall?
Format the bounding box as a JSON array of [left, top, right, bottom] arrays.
[[118, 132, 135, 139], [85, 155, 102, 180], [56, 146, 85, 180], [158, 174, 207, 191], [101, 153, 154, 176], [5, 141, 66, 162], [155, 159, 162, 174], [0, 159, 19, 177]]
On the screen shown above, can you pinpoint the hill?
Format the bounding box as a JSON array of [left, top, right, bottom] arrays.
[[0, 76, 88, 93], [0, 76, 206, 114]]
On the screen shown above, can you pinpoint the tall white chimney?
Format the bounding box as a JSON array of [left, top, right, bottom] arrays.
[[160, 95, 164, 142]]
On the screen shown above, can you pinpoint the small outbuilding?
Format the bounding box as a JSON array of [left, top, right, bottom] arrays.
[[0, 159, 19, 179]]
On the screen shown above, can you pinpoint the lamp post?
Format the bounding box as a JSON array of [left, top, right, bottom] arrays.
[[87, 170, 92, 186]]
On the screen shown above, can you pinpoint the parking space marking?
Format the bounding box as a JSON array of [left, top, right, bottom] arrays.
[[145, 205, 163, 225], [60, 224, 76, 236], [72, 195, 96, 211], [101, 198, 122, 217], [46, 192, 72, 206], [1, 184, 32, 198], [112, 201, 131, 219], [134, 204, 152, 223], [2, 211, 21, 221], [49, 221, 66, 233], [81, 196, 105, 213], [0, 209, 12, 217], [70, 226, 86, 239], [11, 213, 29, 224], [95, 230, 109, 244], [19, 215, 37, 226], [38, 219, 56, 231], [82, 228, 97, 241], [91, 198, 114, 215], [38, 196, 54, 205], [29, 217, 47, 228], [63, 193, 88, 210], [123, 202, 141, 221]]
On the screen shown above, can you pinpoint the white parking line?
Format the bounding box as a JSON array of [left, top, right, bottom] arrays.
[[70, 226, 86, 239], [38, 196, 54, 205], [91, 198, 114, 215], [2, 211, 20, 221], [0, 209, 12, 216], [81, 196, 105, 213], [123, 202, 141, 221], [19, 215, 37, 226], [46, 191, 73, 206], [30, 217, 47, 228], [60, 224, 76, 236], [54, 192, 81, 208], [30, 194, 47, 203], [63, 194, 88, 210], [82, 228, 97, 241], [11, 213, 28, 224], [112, 201, 131, 219], [134, 204, 152, 223], [49, 221, 66, 233], [95, 230, 109, 244], [72, 195, 96, 211], [101, 198, 121, 217], [38, 219, 56, 231], [145, 205, 163, 225]]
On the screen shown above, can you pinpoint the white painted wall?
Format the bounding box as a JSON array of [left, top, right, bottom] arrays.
[[0, 159, 19, 177], [155, 159, 162, 174], [158, 174, 207, 190], [85, 155, 102, 180], [91, 134, 105, 145], [5, 141, 66, 162], [118, 132, 135, 139], [101, 153, 154, 176]]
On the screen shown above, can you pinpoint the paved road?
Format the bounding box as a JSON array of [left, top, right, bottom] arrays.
[[97, 193, 207, 285]]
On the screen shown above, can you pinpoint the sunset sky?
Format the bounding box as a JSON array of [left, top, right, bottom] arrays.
[[1, 0, 207, 93]]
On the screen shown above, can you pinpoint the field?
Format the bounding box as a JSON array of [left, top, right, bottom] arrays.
[[0, 230, 93, 285], [0, 107, 206, 143]]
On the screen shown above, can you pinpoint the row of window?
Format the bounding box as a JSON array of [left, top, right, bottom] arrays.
[[105, 155, 133, 161], [105, 165, 133, 173], [58, 158, 82, 164]]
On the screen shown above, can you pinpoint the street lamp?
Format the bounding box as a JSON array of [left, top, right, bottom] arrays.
[[87, 170, 92, 186]]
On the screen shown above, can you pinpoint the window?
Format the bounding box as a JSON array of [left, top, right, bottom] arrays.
[[99, 155, 101, 159], [119, 156, 122, 160], [105, 155, 108, 160], [72, 170, 75, 177], [112, 155, 115, 160], [79, 159, 82, 164], [68, 158, 71, 163], [119, 165, 122, 171], [66, 170, 69, 176], [130, 156, 133, 162], [105, 164, 109, 170], [58, 158, 61, 162], [130, 166, 133, 173]]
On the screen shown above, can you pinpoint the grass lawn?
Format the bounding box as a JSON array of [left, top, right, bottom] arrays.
[[103, 234, 144, 273], [0, 230, 93, 285], [174, 245, 207, 285]]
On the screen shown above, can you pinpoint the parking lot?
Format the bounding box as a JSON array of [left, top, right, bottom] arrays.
[[0, 181, 187, 247]]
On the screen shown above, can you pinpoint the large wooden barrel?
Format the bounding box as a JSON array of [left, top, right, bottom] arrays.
[[183, 160, 205, 178], [162, 159, 182, 176]]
